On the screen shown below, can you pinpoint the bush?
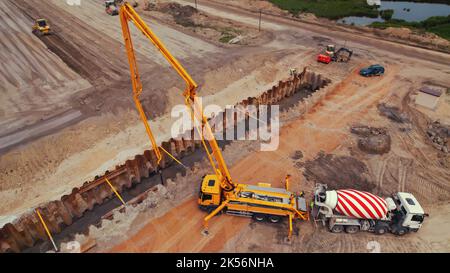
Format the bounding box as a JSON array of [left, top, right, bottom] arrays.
[[421, 15, 450, 28], [380, 9, 394, 21], [370, 15, 450, 41], [428, 23, 450, 40]]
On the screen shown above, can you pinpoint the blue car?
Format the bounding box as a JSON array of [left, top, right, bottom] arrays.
[[359, 64, 385, 77]]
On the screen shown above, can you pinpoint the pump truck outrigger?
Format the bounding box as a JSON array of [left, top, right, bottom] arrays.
[[118, 2, 309, 238]]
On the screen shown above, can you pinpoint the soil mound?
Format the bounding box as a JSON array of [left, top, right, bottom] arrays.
[[351, 125, 391, 154], [303, 152, 375, 191]]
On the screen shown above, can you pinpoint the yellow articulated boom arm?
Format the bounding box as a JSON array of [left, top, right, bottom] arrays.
[[119, 3, 309, 237], [119, 2, 235, 191]]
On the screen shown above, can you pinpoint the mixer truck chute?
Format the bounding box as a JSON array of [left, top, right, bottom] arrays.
[[313, 184, 427, 235]]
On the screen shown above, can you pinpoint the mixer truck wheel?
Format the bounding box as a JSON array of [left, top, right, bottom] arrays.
[[331, 225, 344, 233], [396, 228, 407, 236], [345, 225, 359, 234], [375, 226, 387, 235]]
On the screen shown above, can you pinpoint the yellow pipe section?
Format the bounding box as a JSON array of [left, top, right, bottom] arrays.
[[36, 209, 58, 252], [105, 178, 126, 206], [288, 214, 293, 240]]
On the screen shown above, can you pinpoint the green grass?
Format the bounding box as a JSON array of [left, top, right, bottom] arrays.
[[371, 15, 450, 40], [219, 32, 237, 43], [268, 0, 379, 20], [217, 27, 242, 43]]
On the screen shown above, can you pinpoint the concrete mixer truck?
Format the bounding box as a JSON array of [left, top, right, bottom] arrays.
[[312, 184, 427, 236]]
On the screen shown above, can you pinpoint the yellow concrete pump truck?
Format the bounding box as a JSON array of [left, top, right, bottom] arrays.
[[119, 2, 309, 237]]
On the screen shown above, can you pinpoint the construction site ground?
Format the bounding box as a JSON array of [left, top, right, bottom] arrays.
[[1, 0, 449, 253]]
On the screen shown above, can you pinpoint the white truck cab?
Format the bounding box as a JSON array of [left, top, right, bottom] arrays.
[[394, 192, 426, 231]]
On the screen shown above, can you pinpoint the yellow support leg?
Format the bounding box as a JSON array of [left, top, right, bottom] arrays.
[[105, 178, 126, 206], [36, 209, 58, 252], [203, 200, 229, 231], [285, 174, 291, 191], [288, 214, 293, 240]]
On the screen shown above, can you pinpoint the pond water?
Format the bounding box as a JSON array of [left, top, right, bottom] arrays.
[[337, 1, 450, 26]]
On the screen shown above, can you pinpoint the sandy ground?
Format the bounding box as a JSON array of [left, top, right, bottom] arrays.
[[107, 65, 395, 252], [0, 0, 223, 141], [140, 1, 273, 46], [1, 0, 449, 253], [103, 2, 450, 253], [45, 0, 219, 63], [213, 0, 450, 50], [107, 62, 450, 253], [178, 0, 450, 66], [0, 0, 90, 134], [0, 0, 275, 221], [0, 48, 309, 224]]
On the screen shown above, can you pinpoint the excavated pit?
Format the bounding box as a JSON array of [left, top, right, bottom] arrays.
[[0, 69, 331, 253]]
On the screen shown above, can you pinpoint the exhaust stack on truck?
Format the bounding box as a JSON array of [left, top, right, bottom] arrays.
[[312, 184, 427, 235]]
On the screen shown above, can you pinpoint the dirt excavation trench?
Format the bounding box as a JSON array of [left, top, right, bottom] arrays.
[[0, 70, 330, 253]]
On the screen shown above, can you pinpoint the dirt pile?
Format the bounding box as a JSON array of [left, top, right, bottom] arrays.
[[218, 0, 287, 16], [351, 125, 391, 154], [157, 2, 198, 26], [373, 27, 450, 51], [149, 1, 268, 45], [427, 121, 450, 153], [291, 150, 304, 160], [158, 2, 197, 17], [142, 1, 155, 11], [303, 152, 375, 191], [378, 103, 410, 123]]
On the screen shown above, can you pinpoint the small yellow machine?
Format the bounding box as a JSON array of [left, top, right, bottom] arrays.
[[119, 2, 309, 238], [32, 19, 50, 35]]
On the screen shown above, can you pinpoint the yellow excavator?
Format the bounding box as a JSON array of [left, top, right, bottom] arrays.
[[119, 2, 308, 238], [32, 19, 50, 36]]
